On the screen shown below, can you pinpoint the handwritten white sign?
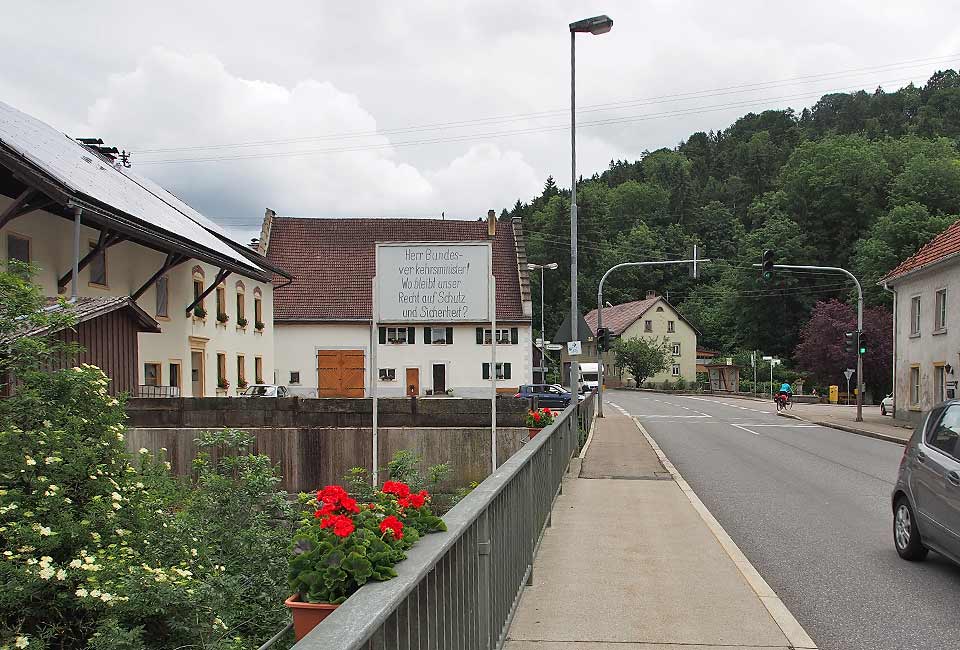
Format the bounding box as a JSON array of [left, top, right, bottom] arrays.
[[376, 242, 491, 322]]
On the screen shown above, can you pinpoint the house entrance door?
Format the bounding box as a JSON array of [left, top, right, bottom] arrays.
[[433, 364, 446, 393], [190, 350, 204, 397], [405, 368, 420, 396]]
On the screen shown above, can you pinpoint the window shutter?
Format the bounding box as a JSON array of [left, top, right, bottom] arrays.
[[424, 326, 432, 342], [476, 327, 484, 344], [446, 327, 453, 343], [504, 362, 512, 379], [482, 363, 490, 380], [407, 327, 416, 344], [378, 327, 386, 344], [511, 327, 519, 344]]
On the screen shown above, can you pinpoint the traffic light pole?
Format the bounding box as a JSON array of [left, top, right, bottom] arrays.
[[596, 255, 710, 418], [758, 264, 864, 422]]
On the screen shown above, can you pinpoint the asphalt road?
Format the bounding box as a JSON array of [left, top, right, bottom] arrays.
[[606, 389, 960, 650]]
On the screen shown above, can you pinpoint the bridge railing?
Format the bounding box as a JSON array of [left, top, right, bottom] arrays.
[[292, 392, 595, 649]]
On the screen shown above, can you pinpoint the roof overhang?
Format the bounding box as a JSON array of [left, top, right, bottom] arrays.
[[0, 144, 276, 283], [881, 250, 960, 288]]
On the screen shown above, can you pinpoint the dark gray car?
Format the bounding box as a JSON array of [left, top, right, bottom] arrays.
[[892, 400, 960, 564]]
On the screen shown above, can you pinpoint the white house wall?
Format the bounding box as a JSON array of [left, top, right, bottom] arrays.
[[1, 198, 275, 397], [275, 322, 533, 397], [892, 263, 960, 424]]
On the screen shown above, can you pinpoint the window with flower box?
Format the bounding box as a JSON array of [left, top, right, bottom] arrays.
[[476, 327, 518, 344], [482, 362, 512, 379], [379, 327, 415, 344]]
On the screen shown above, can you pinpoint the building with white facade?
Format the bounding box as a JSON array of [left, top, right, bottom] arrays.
[[0, 101, 288, 396], [263, 212, 533, 397], [561, 292, 699, 387], [882, 219, 960, 424]]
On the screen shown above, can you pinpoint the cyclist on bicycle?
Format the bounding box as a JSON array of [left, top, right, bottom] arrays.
[[776, 382, 792, 408]]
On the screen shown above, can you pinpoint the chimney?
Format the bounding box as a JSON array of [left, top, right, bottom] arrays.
[[487, 209, 496, 238], [257, 208, 275, 255], [646, 290, 657, 300]]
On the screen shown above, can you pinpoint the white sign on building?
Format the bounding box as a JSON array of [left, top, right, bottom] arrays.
[[376, 242, 492, 322]]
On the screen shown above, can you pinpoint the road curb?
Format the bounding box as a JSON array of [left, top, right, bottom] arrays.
[[777, 412, 908, 445], [632, 416, 819, 650]]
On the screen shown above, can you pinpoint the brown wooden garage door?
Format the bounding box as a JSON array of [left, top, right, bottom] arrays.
[[317, 350, 365, 397]]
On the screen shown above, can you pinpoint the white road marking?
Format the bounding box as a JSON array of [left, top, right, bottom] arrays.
[[634, 414, 712, 419], [730, 423, 761, 435]]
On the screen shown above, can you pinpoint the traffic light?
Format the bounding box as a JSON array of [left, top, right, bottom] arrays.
[[858, 331, 867, 356], [761, 249, 775, 281], [843, 331, 856, 355], [597, 327, 610, 352]]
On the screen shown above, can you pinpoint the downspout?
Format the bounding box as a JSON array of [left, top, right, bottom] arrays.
[[72, 206, 83, 302], [883, 281, 896, 419]]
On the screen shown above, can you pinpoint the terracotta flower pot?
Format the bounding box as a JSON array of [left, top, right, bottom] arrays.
[[285, 594, 339, 640], [528, 427, 543, 439]]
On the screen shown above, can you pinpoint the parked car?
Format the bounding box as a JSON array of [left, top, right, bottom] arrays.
[[241, 384, 289, 397], [881, 393, 894, 416], [515, 384, 572, 409], [892, 400, 960, 566]]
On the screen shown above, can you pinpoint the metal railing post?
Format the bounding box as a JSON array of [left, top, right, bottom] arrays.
[[477, 509, 492, 648]]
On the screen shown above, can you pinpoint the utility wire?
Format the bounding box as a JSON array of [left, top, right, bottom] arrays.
[[134, 53, 959, 155], [136, 72, 938, 165]]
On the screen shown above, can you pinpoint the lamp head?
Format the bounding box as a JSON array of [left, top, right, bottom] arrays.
[[570, 15, 613, 35], [545, 262, 559, 270]]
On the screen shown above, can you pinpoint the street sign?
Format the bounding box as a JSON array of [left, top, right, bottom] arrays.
[[567, 340, 582, 356], [546, 344, 563, 351], [376, 242, 491, 322], [844, 369, 854, 380]]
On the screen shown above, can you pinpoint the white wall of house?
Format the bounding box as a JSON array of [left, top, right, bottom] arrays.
[[1, 200, 275, 397], [275, 322, 533, 397], [562, 301, 698, 386], [891, 261, 959, 424]]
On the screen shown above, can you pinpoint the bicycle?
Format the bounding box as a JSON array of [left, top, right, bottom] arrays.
[[774, 392, 792, 412]]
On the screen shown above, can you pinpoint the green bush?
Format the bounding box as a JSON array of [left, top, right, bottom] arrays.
[[0, 366, 294, 650], [673, 377, 688, 390]]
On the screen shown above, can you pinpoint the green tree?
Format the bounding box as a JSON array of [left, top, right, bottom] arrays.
[[612, 337, 672, 387]]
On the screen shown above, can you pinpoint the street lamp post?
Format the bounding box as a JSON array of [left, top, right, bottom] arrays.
[[529, 262, 559, 381], [569, 14, 613, 397]]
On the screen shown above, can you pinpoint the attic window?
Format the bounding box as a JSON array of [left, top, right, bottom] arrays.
[[656, 306, 664, 312]]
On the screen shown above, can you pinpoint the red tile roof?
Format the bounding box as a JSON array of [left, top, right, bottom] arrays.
[[583, 297, 659, 336], [882, 218, 960, 283], [266, 217, 530, 322]]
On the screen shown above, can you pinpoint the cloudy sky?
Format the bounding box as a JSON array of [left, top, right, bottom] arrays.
[[3, 1, 960, 240]]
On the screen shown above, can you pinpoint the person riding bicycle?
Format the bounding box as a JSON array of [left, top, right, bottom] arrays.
[[776, 382, 792, 406]]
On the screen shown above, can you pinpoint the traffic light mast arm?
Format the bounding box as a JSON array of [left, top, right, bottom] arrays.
[[596, 256, 711, 417], [752, 262, 864, 421]]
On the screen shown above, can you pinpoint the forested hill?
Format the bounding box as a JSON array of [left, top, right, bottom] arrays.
[[508, 69, 960, 359]]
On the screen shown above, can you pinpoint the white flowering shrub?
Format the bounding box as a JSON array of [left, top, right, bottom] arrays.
[[0, 367, 293, 650]]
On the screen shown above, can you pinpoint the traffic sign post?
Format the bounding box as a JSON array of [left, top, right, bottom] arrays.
[[844, 368, 854, 406]]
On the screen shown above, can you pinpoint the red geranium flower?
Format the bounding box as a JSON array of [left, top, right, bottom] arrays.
[[382, 480, 411, 499], [408, 490, 428, 508], [533, 411, 541, 421], [340, 496, 360, 514], [318, 485, 348, 504], [314, 501, 337, 518], [380, 515, 404, 540], [320, 514, 355, 538]]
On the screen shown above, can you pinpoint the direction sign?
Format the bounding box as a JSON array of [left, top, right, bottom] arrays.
[[376, 242, 491, 322]]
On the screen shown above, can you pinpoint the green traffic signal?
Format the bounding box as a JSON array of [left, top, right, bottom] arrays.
[[761, 249, 775, 281]]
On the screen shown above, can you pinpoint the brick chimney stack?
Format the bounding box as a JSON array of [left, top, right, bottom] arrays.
[[646, 290, 658, 299], [487, 209, 496, 238]]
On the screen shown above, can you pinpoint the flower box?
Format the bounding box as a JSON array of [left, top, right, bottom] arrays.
[[528, 427, 543, 439], [284, 594, 338, 641]]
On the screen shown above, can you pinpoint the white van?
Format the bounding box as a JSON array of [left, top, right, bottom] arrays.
[[579, 362, 600, 393]]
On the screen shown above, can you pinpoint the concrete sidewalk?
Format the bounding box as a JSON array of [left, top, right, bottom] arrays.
[[782, 403, 912, 444], [505, 408, 816, 650]]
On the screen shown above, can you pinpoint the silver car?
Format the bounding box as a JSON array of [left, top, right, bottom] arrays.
[[892, 400, 960, 564]]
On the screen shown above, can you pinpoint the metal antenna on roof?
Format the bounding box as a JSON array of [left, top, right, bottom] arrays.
[[441, 211, 445, 220]]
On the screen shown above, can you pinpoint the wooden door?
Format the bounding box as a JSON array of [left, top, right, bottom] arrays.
[[432, 364, 446, 393], [190, 350, 204, 397], [406, 368, 420, 396], [317, 350, 366, 397]]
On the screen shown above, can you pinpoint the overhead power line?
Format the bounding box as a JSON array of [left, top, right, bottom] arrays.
[[134, 52, 960, 156]]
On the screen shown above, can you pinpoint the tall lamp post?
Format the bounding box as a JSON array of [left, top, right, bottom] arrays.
[[529, 262, 559, 382], [569, 14, 613, 397]]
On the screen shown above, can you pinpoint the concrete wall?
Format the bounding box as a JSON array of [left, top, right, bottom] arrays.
[[125, 396, 530, 428], [1, 200, 275, 397], [275, 322, 533, 398], [125, 426, 527, 493], [892, 262, 960, 425]]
